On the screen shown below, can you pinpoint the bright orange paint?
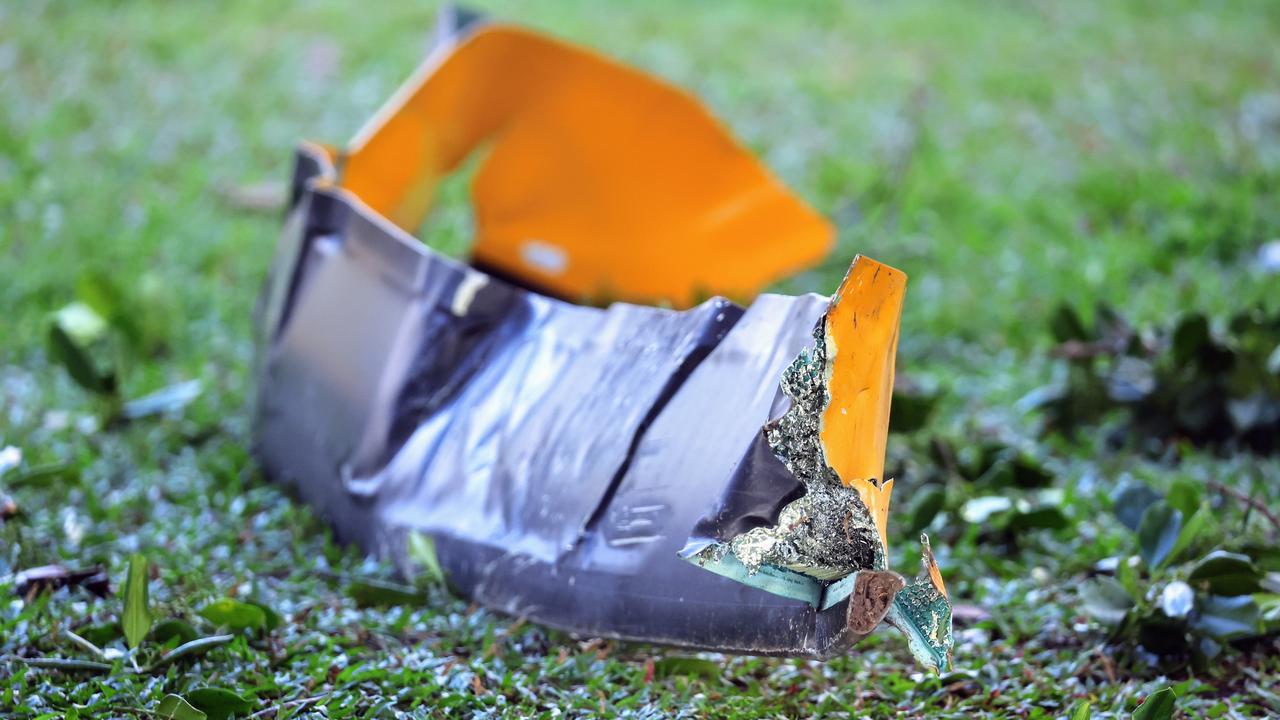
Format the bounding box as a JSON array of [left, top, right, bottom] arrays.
[[819, 256, 907, 554], [924, 537, 949, 599], [337, 24, 833, 307]]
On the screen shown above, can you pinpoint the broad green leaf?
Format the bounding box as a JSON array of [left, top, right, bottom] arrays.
[[243, 599, 282, 631], [1165, 505, 1209, 566], [1245, 543, 1280, 573], [77, 270, 171, 356], [1080, 577, 1134, 625], [1131, 687, 1176, 720], [964, 442, 1009, 481], [1165, 479, 1201, 517], [187, 687, 253, 720], [1115, 556, 1141, 601], [151, 618, 199, 645], [1191, 595, 1260, 640], [198, 598, 267, 632], [75, 271, 126, 323], [975, 457, 1016, 488], [156, 694, 207, 720], [121, 554, 152, 649], [1256, 593, 1280, 632], [935, 670, 983, 689], [1112, 482, 1161, 532], [347, 578, 425, 608], [1068, 700, 1092, 720], [47, 303, 116, 396], [653, 656, 721, 681], [1137, 502, 1181, 568], [51, 302, 109, 346], [408, 531, 446, 586], [77, 621, 123, 647], [131, 272, 177, 355], [1188, 551, 1262, 596]]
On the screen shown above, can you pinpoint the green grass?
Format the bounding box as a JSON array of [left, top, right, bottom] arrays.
[[3, 0, 1280, 717]]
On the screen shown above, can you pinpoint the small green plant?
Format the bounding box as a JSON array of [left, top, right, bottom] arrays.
[[15, 553, 259, 716], [894, 432, 1070, 553], [1032, 303, 1280, 455], [1131, 687, 1177, 720], [121, 553, 152, 650], [46, 272, 199, 422], [1081, 479, 1278, 667]]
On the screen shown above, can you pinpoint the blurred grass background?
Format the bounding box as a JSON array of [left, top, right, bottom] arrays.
[[5, 0, 1279, 363], [3, 1, 1280, 717]]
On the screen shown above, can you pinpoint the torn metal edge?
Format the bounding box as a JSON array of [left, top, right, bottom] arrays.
[[679, 260, 954, 672]]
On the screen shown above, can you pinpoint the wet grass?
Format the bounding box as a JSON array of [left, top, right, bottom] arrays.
[[2, 0, 1279, 717]]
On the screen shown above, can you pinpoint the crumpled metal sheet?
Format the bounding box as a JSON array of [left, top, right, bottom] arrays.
[[251, 9, 951, 666], [253, 154, 875, 655]]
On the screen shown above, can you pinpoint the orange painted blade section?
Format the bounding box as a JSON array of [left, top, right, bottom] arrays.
[[820, 256, 906, 553], [339, 25, 833, 307], [923, 535, 949, 599]]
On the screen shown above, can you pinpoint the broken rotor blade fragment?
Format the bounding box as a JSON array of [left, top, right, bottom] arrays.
[[250, 7, 952, 669]]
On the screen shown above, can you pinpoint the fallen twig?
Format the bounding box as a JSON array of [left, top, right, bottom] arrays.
[[85, 705, 159, 718], [247, 693, 330, 718], [5, 655, 113, 673], [1207, 479, 1280, 536], [145, 633, 236, 672]]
